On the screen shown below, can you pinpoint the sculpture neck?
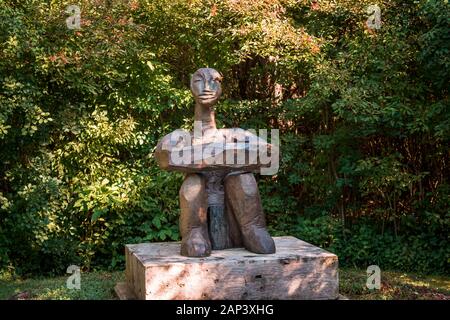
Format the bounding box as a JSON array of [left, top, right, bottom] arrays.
[[194, 102, 217, 132]]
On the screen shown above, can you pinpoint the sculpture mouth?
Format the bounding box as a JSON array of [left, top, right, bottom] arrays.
[[198, 94, 217, 103]]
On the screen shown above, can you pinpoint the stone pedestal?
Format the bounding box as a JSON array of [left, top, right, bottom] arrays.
[[117, 236, 339, 300]]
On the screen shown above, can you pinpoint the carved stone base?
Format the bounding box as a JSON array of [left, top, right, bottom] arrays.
[[123, 236, 339, 300]]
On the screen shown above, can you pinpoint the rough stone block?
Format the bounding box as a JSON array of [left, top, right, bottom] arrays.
[[124, 236, 339, 300]]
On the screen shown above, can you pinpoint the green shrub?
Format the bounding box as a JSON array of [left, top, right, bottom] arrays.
[[0, 0, 448, 275]]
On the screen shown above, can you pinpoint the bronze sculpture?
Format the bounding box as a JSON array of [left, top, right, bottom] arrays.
[[155, 68, 277, 257]]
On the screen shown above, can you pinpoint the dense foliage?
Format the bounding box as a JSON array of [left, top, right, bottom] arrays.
[[0, 0, 448, 275]]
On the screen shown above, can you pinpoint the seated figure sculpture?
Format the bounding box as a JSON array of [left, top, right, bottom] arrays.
[[155, 68, 276, 257]]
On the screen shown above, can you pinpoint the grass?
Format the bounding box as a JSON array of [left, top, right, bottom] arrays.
[[0, 268, 448, 300], [0, 270, 124, 300], [339, 268, 450, 300]]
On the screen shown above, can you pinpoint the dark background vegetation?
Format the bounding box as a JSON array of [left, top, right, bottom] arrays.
[[0, 0, 448, 276]]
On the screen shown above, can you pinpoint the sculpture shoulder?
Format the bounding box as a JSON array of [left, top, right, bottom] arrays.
[[156, 129, 192, 151]]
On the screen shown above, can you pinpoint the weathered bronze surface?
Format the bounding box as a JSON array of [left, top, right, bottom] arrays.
[[155, 68, 276, 257]]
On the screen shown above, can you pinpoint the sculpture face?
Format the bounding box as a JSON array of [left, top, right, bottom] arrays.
[[190, 68, 222, 107]]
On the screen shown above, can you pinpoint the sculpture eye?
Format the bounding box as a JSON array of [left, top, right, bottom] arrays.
[[214, 77, 222, 83]]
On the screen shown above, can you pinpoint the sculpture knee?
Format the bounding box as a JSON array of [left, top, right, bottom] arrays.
[[180, 173, 206, 203], [224, 173, 258, 199]]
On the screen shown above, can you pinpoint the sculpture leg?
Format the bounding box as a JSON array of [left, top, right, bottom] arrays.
[[179, 173, 211, 257], [224, 173, 275, 254]]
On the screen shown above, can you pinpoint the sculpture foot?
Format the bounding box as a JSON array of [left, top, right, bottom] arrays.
[[241, 225, 276, 254], [181, 228, 211, 257]]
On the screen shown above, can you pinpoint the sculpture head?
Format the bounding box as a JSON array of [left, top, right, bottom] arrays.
[[191, 68, 222, 107]]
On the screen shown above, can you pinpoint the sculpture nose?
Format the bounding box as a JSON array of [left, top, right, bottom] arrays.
[[204, 80, 212, 92]]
